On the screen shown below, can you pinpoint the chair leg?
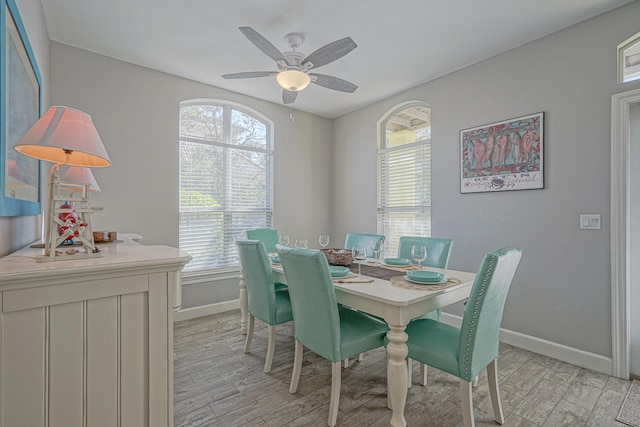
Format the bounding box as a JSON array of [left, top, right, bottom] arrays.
[[459, 379, 475, 427], [407, 358, 413, 387], [342, 358, 349, 368], [264, 325, 276, 373], [419, 363, 428, 386], [472, 375, 479, 387], [358, 353, 364, 362], [386, 352, 392, 409], [329, 362, 342, 427], [487, 359, 505, 424], [243, 314, 255, 353], [289, 340, 303, 394]]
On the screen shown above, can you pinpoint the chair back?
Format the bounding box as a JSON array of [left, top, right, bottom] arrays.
[[246, 228, 278, 253], [457, 247, 522, 381], [236, 240, 278, 324], [344, 233, 385, 257], [397, 236, 454, 268], [276, 245, 342, 362]]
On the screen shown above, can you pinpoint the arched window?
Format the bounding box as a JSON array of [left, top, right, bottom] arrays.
[[377, 103, 431, 258], [179, 100, 274, 272], [619, 32, 640, 83]]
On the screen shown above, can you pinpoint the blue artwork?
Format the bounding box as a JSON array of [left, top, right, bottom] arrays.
[[0, 0, 42, 216]]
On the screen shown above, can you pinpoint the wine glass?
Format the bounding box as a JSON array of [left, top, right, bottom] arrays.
[[295, 239, 308, 249], [370, 242, 382, 266], [279, 235, 290, 246], [352, 245, 367, 277], [411, 245, 427, 269], [319, 234, 330, 249]]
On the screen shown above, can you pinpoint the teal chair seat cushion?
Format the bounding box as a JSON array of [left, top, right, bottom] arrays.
[[406, 318, 461, 378], [274, 281, 287, 292], [338, 306, 388, 361], [274, 290, 293, 324]]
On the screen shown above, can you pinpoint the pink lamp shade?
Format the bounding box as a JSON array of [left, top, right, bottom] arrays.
[[13, 106, 111, 167], [61, 166, 101, 192]]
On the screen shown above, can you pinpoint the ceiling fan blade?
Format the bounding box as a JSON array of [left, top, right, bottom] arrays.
[[282, 89, 298, 104], [301, 37, 357, 70], [310, 73, 358, 93], [239, 27, 288, 67], [221, 71, 274, 79]]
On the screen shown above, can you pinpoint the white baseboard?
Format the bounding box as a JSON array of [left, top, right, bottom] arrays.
[[441, 313, 613, 376], [174, 300, 240, 322]]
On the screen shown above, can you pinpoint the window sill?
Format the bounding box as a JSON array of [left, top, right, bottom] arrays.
[[181, 268, 241, 285]]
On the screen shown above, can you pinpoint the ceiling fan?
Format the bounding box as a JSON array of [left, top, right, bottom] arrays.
[[222, 27, 358, 104]]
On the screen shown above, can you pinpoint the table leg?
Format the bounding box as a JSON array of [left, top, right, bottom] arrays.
[[239, 268, 248, 335], [387, 324, 408, 427]]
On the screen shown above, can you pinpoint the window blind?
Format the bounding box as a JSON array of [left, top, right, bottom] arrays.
[[377, 139, 431, 258], [179, 103, 273, 272]]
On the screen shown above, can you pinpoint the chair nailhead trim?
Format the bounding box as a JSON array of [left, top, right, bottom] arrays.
[[462, 255, 496, 379]]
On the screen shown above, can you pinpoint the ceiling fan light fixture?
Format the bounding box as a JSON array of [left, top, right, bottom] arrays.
[[276, 69, 311, 92]]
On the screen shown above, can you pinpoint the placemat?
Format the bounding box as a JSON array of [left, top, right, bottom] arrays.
[[389, 275, 462, 291]]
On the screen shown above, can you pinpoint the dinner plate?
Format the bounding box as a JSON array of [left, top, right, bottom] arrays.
[[406, 270, 445, 282], [330, 266, 351, 278], [383, 257, 412, 267], [403, 274, 448, 285]]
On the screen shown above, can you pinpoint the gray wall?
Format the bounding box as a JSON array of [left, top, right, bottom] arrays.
[[49, 42, 333, 308], [0, 0, 49, 257], [331, 1, 640, 357]]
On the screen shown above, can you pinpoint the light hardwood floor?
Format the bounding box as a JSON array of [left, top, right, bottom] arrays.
[[174, 310, 632, 426]]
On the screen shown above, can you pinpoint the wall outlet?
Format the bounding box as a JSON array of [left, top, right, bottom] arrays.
[[580, 214, 601, 230]]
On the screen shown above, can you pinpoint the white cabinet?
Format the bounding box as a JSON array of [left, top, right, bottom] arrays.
[[0, 240, 190, 427]]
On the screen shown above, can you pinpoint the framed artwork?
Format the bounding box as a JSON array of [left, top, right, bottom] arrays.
[[0, 0, 42, 216], [460, 112, 544, 194]]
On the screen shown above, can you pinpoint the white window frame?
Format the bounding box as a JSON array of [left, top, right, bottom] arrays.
[[376, 101, 432, 258], [179, 99, 274, 276], [618, 32, 640, 84]]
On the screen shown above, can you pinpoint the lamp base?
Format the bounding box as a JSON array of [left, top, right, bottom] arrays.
[[41, 166, 102, 262]]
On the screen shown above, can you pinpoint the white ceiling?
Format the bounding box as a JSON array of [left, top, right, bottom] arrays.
[[40, 0, 634, 119]]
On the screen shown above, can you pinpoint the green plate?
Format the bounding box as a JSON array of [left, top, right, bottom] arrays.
[[383, 257, 412, 266], [329, 266, 350, 277], [406, 270, 445, 283]]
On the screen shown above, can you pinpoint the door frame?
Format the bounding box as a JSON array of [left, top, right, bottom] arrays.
[[611, 88, 640, 379]]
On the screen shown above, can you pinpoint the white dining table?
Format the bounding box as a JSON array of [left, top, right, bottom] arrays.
[[238, 261, 476, 427]]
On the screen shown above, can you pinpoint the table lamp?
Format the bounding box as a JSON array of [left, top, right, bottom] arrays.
[[13, 106, 111, 261], [60, 166, 102, 192]]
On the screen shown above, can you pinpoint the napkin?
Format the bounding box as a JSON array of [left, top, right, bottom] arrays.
[[334, 278, 374, 283]]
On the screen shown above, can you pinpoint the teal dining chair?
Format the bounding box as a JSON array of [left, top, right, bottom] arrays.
[[398, 236, 454, 384], [397, 236, 454, 269], [246, 228, 279, 253], [276, 244, 389, 427], [236, 240, 293, 373], [246, 228, 286, 291], [404, 247, 522, 427], [344, 232, 385, 257]]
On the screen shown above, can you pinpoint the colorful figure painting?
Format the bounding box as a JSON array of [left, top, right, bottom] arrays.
[[460, 112, 544, 193]]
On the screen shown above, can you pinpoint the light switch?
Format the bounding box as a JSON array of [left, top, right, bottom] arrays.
[[580, 214, 601, 230]]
